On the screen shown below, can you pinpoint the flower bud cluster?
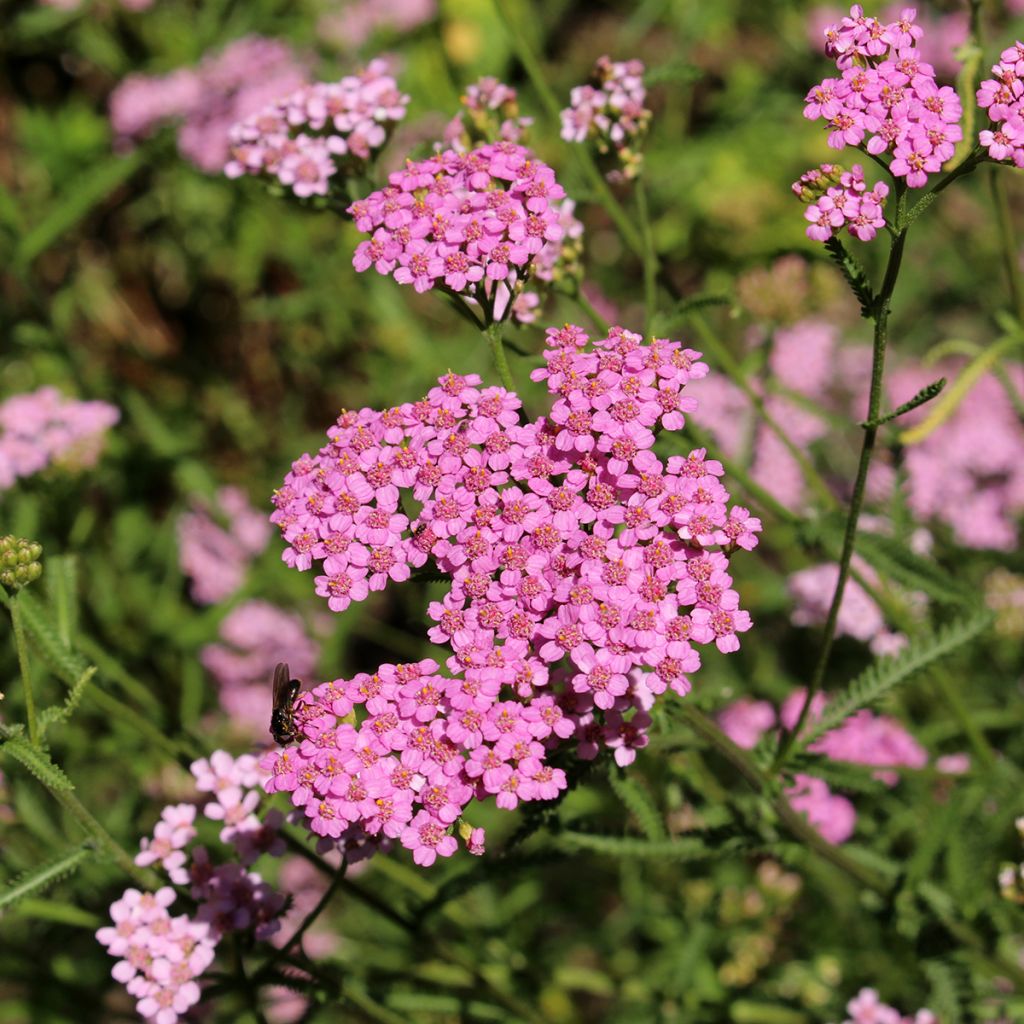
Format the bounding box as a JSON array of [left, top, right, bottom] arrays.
[[806, 5, 963, 188], [978, 42, 1024, 168], [97, 753, 287, 1024], [348, 142, 566, 317], [791, 163, 889, 242], [265, 324, 759, 865], [0, 386, 119, 492], [561, 56, 652, 181], [0, 535, 43, 591], [225, 59, 408, 197]]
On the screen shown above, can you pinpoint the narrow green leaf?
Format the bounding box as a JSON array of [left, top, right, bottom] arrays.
[[11, 897, 103, 929], [555, 831, 717, 861], [1, 734, 75, 792], [0, 845, 93, 913], [795, 611, 993, 754], [607, 768, 667, 840], [861, 377, 946, 428], [824, 235, 875, 318], [46, 553, 79, 648]]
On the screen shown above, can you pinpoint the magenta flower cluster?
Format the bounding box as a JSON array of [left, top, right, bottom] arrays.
[[720, 689, 941, 845], [978, 41, 1024, 169], [177, 487, 270, 605], [201, 600, 320, 737], [561, 56, 652, 181], [225, 59, 408, 198], [792, 163, 890, 242], [98, 753, 286, 1024], [830, 989, 936, 1024], [348, 142, 566, 314], [265, 324, 759, 864], [805, 5, 963, 188], [0, 386, 119, 492], [110, 36, 307, 173]]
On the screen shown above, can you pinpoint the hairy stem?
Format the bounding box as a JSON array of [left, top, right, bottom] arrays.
[[776, 207, 909, 766], [9, 593, 39, 746], [484, 320, 516, 392]]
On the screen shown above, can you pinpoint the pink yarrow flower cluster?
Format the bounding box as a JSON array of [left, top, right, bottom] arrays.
[[201, 600, 320, 737], [348, 142, 566, 316], [804, 5, 963, 189], [225, 59, 408, 197], [98, 753, 286, 1024], [978, 40, 1024, 165], [0, 386, 119, 492], [830, 988, 936, 1024], [792, 163, 889, 241], [177, 486, 271, 605], [266, 325, 759, 864], [110, 37, 307, 173], [561, 56, 652, 181], [511, 198, 585, 325]]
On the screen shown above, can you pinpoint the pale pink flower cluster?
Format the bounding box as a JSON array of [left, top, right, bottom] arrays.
[[348, 142, 566, 317], [978, 40, 1024, 166], [792, 163, 889, 242], [265, 325, 759, 865], [0, 386, 119, 491], [177, 486, 271, 605], [110, 37, 307, 173], [789, 559, 906, 656], [998, 816, 1024, 904], [804, 5, 963, 188], [201, 600, 319, 736], [830, 988, 936, 1024], [40, 0, 152, 9], [319, 0, 436, 51], [720, 689, 932, 844], [442, 77, 533, 152], [889, 360, 1024, 550], [224, 60, 408, 197], [561, 55, 652, 181], [99, 753, 286, 1024]]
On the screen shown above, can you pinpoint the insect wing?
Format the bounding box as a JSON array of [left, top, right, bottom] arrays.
[[272, 663, 292, 708]]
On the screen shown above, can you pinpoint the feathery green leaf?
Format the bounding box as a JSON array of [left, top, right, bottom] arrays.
[[0, 844, 93, 913]]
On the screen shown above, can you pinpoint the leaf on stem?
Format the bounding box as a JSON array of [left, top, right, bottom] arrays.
[[852, 529, 975, 607], [823, 236, 875, 317], [1, 733, 76, 792], [794, 610, 993, 755], [39, 666, 97, 735], [0, 843, 93, 913], [607, 768, 667, 841], [860, 377, 945, 427]]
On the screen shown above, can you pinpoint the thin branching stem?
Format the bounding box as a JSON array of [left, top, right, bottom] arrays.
[[484, 320, 516, 392]]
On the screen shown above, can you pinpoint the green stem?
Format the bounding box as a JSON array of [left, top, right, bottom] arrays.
[[484, 320, 516, 392], [990, 168, 1024, 323], [234, 939, 270, 1024], [50, 787, 158, 888], [568, 285, 611, 334], [635, 177, 659, 334], [492, 0, 645, 258], [776, 212, 909, 767], [9, 593, 39, 746]]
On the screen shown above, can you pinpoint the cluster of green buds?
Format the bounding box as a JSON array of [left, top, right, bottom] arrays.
[[0, 535, 43, 590], [790, 163, 846, 205]]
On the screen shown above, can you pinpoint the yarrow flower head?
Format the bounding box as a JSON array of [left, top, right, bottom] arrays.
[[829, 988, 936, 1024], [442, 77, 533, 152], [561, 56, 651, 181], [177, 486, 271, 605], [792, 163, 889, 242], [266, 324, 760, 865], [977, 41, 1024, 166], [511, 198, 585, 325], [225, 59, 408, 197], [98, 752, 287, 1024], [110, 36, 307, 173], [801, 5, 963, 200], [347, 142, 566, 318], [0, 386, 119, 492]]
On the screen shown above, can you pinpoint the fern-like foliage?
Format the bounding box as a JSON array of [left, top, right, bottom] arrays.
[[39, 666, 97, 736], [853, 530, 975, 607], [14, 589, 92, 688], [824, 235, 875, 318], [555, 831, 720, 861], [922, 958, 965, 1024], [862, 377, 946, 428], [607, 768, 667, 841], [1, 734, 75, 792], [793, 610, 993, 756], [0, 843, 92, 913]]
